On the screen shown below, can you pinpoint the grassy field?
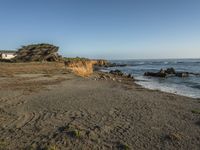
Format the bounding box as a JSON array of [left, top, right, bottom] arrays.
[[0, 62, 66, 76]]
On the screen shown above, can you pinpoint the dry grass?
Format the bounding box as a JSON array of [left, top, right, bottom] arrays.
[[0, 61, 96, 77], [0, 77, 66, 92], [191, 109, 200, 114], [0, 62, 65, 75], [0, 61, 96, 92], [66, 60, 97, 77], [0, 62, 68, 93]]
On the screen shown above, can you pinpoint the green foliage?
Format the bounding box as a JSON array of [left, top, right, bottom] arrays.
[[19, 43, 58, 50], [47, 145, 59, 150], [58, 125, 82, 139], [63, 57, 89, 61], [14, 43, 60, 62], [68, 129, 81, 138], [117, 142, 130, 150], [191, 109, 200, 114], [0, 139, 7, 150]]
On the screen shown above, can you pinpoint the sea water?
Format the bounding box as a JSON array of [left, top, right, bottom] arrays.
[[104, 59, 200, 98]]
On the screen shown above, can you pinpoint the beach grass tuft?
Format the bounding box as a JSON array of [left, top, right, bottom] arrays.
[[68, 129, 81, 138], [117, 142, 130, 150], [0, 139, 7, 150], [191, 109, 200, 114], [47, 145, 59, 150]]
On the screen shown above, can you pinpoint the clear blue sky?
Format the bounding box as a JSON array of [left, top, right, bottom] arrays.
[[0, 0, 200, 59]]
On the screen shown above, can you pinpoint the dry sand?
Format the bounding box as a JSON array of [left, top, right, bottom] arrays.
[[0, 63, 200, 150]]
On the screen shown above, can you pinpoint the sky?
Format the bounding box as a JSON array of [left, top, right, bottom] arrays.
[[0, 0, 200, 59]]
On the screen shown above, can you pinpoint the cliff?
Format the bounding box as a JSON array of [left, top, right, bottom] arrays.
[[65, 60, 96, 77], [64, 59, 108, 77]]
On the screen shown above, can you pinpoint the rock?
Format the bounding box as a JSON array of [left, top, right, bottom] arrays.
[[118, 79, 122, 82], [112, 78, 116, 81], [144, 72, 167, 78], [94, 60, 128, 68], [105, 63, 128, 67], [95, 59, 109, 67], [110, 70, 124, 76], [144, 67, 192, 78], [109, 70, 134, 80], [144, 68, 175, 78], [159, 69, 166, 74], [175, 72, 189, 77], [165, 67, 176, 74], [127, 74, 132, 78], [144, 68, 169, 78], [13, 43, 61, 62], [188, 72, 200, 76]]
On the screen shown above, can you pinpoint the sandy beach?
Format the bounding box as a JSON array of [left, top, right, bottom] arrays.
[[0, 62, 200, 150]]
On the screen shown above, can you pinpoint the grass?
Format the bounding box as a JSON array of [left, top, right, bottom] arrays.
[[0, 139, 7, 150], [68, 129, 81, 138], [191, 109, 200, 114], [117, 142, 130, 150], [63, 58, 94, 77], [63, 57, 89, 61], [0, 62, 65, 75], [167, 133, 183, 141], [47, 145, 59, 150], [1, 57, 94, 77], [58, 125, 82, 139]]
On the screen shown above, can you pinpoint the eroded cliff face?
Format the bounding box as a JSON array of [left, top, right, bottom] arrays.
[[64, 59, 108, 77], [64, 60, 95, 77], [95, 59, 109, 66]]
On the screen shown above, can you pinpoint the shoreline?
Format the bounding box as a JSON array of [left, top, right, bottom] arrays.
[[99, 68, 200, 100], [99, 64, 200, 99], [134, 78, 200, 100], [98, 70, 200, 101]]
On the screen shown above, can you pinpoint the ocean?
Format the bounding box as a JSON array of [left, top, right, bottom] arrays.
[[103, 59, 200, 98]]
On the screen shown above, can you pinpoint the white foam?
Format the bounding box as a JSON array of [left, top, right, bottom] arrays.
[[135, 76, 200, 98]]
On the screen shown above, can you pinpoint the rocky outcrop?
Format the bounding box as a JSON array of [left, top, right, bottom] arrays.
[[109, 70, 124, 76], [109, 69, 134, 79], [93, 60, 128, 68], [165, 68, 176, 74], [175, 72, 189, 77], [144, 68, 194, 78], [64, 59, 134, 78], [13, 43, 61, 62], [95, 59, 109, 67], [144, 71, 167, 77], [105, 63, 128, 67], [64, 60, 97, 77]]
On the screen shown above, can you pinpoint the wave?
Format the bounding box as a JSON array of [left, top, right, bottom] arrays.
[[190, 84, 200, 89], [135, 77, 200, 98], [106, 59, 200, 98]]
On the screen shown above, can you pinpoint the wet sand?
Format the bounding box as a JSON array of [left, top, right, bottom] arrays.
[[0, 63, 200, 150]]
